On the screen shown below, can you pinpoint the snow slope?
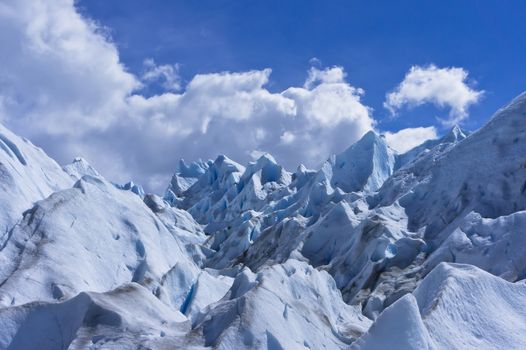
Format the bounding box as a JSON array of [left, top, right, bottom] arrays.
[[352, 263, 526, 350], [374, 92, 526, 241], [0, 283, 198, 350], [0, 175, 195, 305], [0, 124, 72, 236]]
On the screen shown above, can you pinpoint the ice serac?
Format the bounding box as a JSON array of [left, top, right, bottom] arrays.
[[175, 132, 398, 272], [164, 159, 208, 203], [0, 123, 73, 235], [193, 260, 371, 349], [351, 294, 433, 350], [178, 155, 245, 223], [325, 130, 396, 193], [354, 263, 526, 349], [115, 180, 146, 197], [63, 157, 101, 180]]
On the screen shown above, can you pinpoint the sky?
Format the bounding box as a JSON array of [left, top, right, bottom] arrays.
[[0, 0, 525, 192]]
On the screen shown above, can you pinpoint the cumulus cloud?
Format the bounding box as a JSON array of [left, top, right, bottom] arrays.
[[142, 58, 182, 92], [0, 0, 138, 135], [0, 1, 378, 191], [304, 66, 346, 89], [280, 131, 296, 144], [384, 65, 483, 125], [308, 57, 322, 67], [116, 66, 374, 185], [0, 1, 450, 193], [384, 126, 438, 153]]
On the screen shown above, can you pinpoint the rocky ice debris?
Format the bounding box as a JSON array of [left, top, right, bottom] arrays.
[[0, 92, 525, 348]]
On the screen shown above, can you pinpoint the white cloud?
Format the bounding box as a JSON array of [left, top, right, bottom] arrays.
[[308, 57, 322, 67], [285, 83, 370, 127], [384, 65, 483, 125], [142, 58, 182, 92], [280, 131, 296, 144], [384, 126, 438, 153], [249, 150, 267, 160], [0, 0, 138, 135], [119, 67, 374, 187], [304, 66, 346, 89], [1, 1, 446, 193]]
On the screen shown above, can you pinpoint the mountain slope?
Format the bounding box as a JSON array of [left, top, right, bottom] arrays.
[[375, 92, 526, 241]]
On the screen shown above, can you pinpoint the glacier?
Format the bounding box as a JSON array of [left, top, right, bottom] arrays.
[[0, 92, 524, 349]]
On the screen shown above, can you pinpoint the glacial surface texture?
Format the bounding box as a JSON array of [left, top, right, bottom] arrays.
[[0, 92, 525, 349]]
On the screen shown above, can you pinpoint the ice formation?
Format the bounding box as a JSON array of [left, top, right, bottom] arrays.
[[0, 92, 525, 349]]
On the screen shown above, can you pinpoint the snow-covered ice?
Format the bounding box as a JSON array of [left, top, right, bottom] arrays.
[[352, 263, 526, 349]]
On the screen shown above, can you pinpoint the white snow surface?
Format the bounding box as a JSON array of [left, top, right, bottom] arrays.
[[352, 263, 526, 350], [0, 92, 526, 349], [0, 124, 73, 236], [63, 157, 101, 181]]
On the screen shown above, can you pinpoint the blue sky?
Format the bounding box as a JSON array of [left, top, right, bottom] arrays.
[[0, 1, 524, 191], [79, 0, 526, 132]]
